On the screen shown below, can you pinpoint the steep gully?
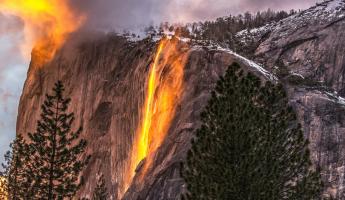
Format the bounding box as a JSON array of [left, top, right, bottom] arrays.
[[124, 38, 189, 196]]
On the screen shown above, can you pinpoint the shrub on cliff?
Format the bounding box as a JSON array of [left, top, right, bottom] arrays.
[[92, 174, 108, 200], [182, 63, 322, 199]]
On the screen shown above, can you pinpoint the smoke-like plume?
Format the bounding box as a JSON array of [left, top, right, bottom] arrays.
[[0, 0, 85, 65]]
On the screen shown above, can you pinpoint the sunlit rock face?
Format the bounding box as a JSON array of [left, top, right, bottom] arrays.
[[17, 1, 345, 199], [16, 35, 235, 199], [17, 32, 273, 199]]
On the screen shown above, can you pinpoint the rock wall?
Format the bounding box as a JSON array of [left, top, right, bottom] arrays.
[[17, 1, 345, 198], [253, 1, 345, 198], [18, 35, 267, 199], [18, 35, 153, 199]]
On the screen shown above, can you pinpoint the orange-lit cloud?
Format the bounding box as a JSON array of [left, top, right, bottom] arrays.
[[0, 0, 85, 66]]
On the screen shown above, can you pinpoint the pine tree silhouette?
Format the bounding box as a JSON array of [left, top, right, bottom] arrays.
[[0, 176, 5, 200], [26, 81, 90, 199], [92, 174, 108, 200], [0, 135, 31, 199], [182, 63, 322, 200]]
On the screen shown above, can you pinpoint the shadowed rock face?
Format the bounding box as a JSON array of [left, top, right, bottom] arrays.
[[17, 1, 345, 199], [252, 1, 345, 198], [287, 87, 345, 198]]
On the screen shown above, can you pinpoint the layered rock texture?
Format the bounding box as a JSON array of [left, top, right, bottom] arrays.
[[249, 0, 345, 198], [17, 0, 345, 199]]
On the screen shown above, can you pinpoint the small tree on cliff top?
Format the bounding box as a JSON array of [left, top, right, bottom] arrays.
[[182, 63, 322, 199], [27, 81, 89, 199]]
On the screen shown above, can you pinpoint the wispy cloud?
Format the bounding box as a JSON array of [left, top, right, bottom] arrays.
[[0, 13, 27, 163]]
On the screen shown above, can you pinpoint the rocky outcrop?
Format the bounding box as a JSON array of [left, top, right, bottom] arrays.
[[256, 0, 345, 93], [17, 0, 345, 199]]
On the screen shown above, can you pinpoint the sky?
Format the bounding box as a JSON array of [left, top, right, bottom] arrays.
[[0, 0, 320, 163], [71, 0, 319, 31], [0, 13, 26, 163]]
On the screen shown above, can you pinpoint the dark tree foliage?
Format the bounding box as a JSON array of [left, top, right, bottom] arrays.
[[199, 9, 295, 41], [159, 9, 295, 42], [27, 81, 89, 199], [149, 9, 297, 58], [182, 63, 322, 200], [0, 176, 5, 199], [153, 9, 295, 40], [0, 135, 32, 199], [92, 174, 108, 200]]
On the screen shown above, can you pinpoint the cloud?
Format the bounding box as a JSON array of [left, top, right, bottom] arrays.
[[0, 13, 23, 34], [164, 0, 320, 22], [0, 13, 27, 164], [70, 0, 320, 31]]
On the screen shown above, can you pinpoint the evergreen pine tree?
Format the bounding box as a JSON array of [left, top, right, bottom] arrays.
[[0, 135, 31, 199], [27, 81, 89, 199], [0, 151, 10, 200], [92, 174, 108, 200], [0, 175, 7, 199], [182, 63, 322, 200]]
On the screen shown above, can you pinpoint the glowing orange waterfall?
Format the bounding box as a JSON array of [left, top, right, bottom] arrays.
[[123, 37, 189, 195]]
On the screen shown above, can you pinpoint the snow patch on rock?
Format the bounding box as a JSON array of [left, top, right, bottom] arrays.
[[325, 92, 345, 106], [192, 44, 278, 82]]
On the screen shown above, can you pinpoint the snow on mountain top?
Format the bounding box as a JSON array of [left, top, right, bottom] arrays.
[[295, 0, 344, 21], [273, 0, 345, 33], [325, 0, 344, 12], [236, 0, 345, 46]]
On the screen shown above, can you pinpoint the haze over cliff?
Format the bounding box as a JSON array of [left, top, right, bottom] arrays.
[[15, 0, 345, 199]]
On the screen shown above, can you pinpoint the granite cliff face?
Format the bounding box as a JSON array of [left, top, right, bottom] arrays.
[[251, 0, 345, 198], [17, 0, 345, 199], [17, 35, 273, 199]]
